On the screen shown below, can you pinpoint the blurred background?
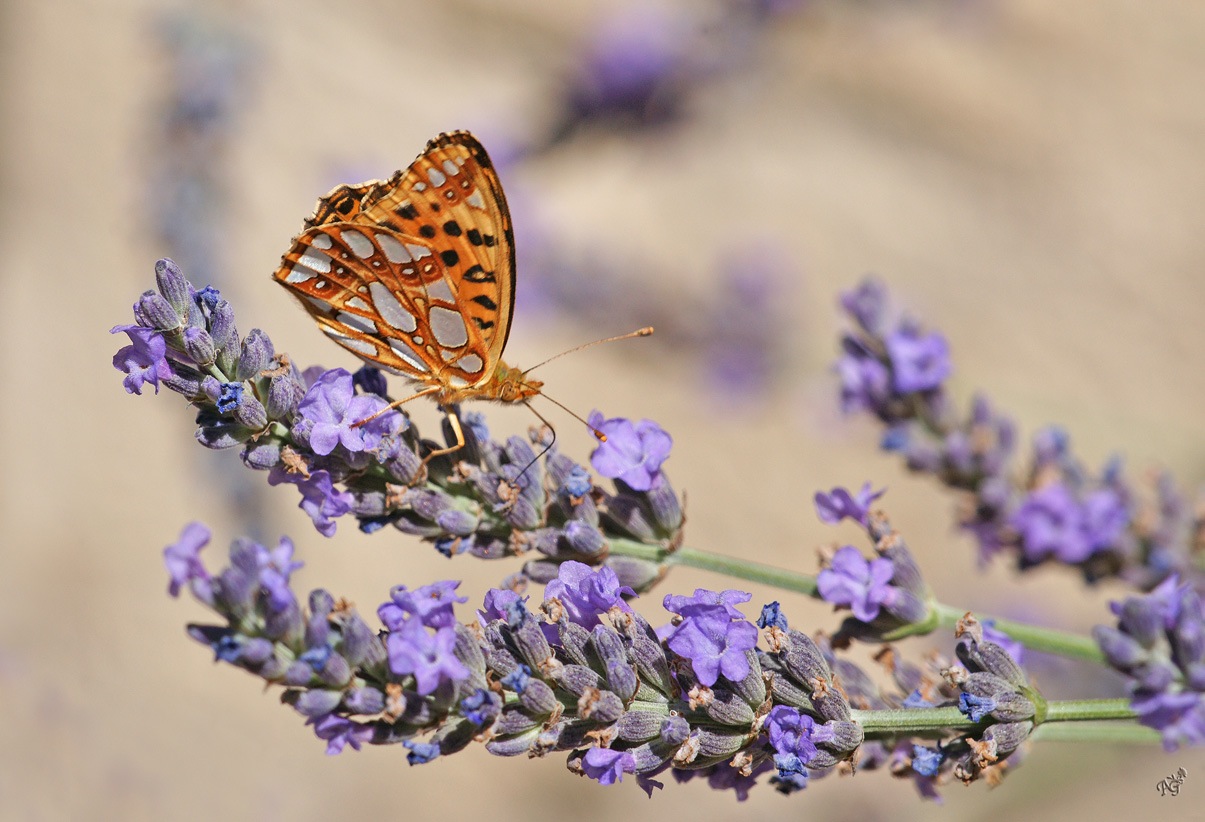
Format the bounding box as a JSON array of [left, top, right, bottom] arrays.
[[3, 0, 1205, 818]]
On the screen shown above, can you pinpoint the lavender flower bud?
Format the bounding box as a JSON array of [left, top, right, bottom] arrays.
[[764, 672, 814, 711], [704, 689, 756, 727], [518, 678, 560, 716], [632, 635, 675, 697], [690, 728, 752, 765], [435, 508, 479, 537], [341, 611, 388, 669], [557, 621, 594, 668], [266, 372, 302, 420], [154, 258, 190, 314], [983, 720, 1032, 756], [645, 477, 683, 533], [342, 686, 386, 715], [957, 637, 1027, 687], [780, 630, 832, 684], [616, 710, 667, 742], [208, 299, 239, 372], [659, 715, 691, 746], [242, 440, 282, 470], [452, 624, 488, 686], [195, 419, 251, 449], [812, 681, 852, 722], [583, 690, 625, 723], [606, 495, 656, 540], [138, 290, 182, 331], [486, 726, 541, 756], [511, 616, 554, 671], [233, 395, 267, 430], [236, 328, 274, 381], [728, 649, 766, 708], [182, 327, 216, 366], [604, 556, 664, 594], [163, 365, 204, 399], [591, 625, 638, 702], [553, 664, 604, 697], [293, 689, 343, 717], [494, 709, 541, 737], [564, 520, 606, 557]]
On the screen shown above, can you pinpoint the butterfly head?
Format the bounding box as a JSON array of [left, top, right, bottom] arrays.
[[489, 360, 544, 403]]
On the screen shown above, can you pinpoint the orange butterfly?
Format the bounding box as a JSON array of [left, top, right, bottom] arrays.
[[274, 131, 647, 460]]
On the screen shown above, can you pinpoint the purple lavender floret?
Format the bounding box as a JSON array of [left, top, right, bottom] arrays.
[[817, 546, 896, 623], [814, 483, 885, 527], [293, 368, 405, 456], [587, 411, 673, 491], [111, 324, 174, 395]]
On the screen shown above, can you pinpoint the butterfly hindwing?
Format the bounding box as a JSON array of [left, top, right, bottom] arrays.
[[355, 132, 516, 369]]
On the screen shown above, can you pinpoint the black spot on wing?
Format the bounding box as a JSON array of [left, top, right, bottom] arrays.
[[440, 249, 460, 267], [419, 225, 436, 239], [471, 295, 497, 310], [443, 220, 462, 236], [466, 229, 484, 246], [397, 203, 419, 219]]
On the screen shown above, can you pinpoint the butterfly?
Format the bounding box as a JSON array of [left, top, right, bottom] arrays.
[[273, 131, 543, 459]]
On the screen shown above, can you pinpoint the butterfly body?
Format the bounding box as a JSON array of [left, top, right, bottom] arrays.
[[274, 132, 544, 417]]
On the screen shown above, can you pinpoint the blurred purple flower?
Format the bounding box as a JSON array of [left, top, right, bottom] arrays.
[[1011, 482, 1127, 564], [885, 327, 951, 393], [164, 521, 212, 599], [836, 338, 891, 414], [814, 483, 886, 527]]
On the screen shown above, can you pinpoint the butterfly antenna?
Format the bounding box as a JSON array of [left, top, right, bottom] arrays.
[[522, 327, 654, 376], [512, 401, 560, 485], [536, 392, 608, 442]]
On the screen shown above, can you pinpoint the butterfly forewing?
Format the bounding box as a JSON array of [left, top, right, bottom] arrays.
[[273, 131, 517, 393]]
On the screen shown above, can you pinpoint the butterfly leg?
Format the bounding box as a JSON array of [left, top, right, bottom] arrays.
[[419, 405, 469, 465], [351, 385, 441, 428]]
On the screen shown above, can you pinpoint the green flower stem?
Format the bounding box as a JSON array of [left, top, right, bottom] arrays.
[[852, 706, 974, 734], [1043, 699, 1137, 722], [853, 698, 1139, 736], [1032, 723, 1160, 744], [608, 540, 818, 596], [607, 541, 1103, 663]]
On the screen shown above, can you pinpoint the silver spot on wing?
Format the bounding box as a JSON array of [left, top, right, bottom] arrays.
[[368, 282, 417, 332], [429, 306, 468, 348], [340, 229, 374, 259]]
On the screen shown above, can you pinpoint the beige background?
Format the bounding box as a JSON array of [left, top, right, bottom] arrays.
[[3, 0, 1205, 818]]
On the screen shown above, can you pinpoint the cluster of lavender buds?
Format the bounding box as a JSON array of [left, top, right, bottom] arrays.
[[118, 261, 1204, 799], [835, 277, 1205, 590], [166, 517, 1045, 797], [113, 259, 684, 592]]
